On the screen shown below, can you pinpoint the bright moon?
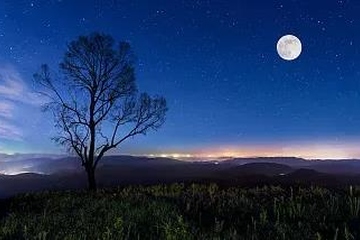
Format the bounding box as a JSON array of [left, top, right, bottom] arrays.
[[276, 35, 302, 61]]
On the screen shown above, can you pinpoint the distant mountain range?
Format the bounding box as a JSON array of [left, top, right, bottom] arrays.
[[2, 155, 360, 198]]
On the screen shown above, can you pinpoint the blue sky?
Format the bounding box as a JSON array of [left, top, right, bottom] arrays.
[[1, 0, 360, 158]]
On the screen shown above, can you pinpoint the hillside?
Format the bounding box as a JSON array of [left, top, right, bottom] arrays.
[[2, 156, 360, 198], [1, 184, 360, 239]]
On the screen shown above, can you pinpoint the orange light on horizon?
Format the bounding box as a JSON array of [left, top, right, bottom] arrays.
[[143, 141, 360, 160]]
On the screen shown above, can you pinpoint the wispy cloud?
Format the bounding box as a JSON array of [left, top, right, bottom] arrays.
[[0, 64, 46, 141], [0, 101, 14, 119], [0, 65, 45, 105], [0, 122, 22, 141]]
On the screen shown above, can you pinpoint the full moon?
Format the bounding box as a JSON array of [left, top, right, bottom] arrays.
[[276, 35, 302, 61]]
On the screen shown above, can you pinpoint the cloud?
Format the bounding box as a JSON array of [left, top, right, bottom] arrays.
[[0, 65, 46, 141], [0, 65, 45, 105], [0, 121, 22, 141], [0, 101, 14, 118]]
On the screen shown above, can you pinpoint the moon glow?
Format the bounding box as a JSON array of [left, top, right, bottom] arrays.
[[276, 35, 302, 61]]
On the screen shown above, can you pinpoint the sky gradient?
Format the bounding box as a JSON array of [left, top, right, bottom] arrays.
[[1, 0, 360, 159]]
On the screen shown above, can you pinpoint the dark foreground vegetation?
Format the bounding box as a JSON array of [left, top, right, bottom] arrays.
[[1, 183, 360, 239]]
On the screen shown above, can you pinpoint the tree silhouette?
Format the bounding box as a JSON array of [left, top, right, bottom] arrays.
[[34, 33, 167, 190]]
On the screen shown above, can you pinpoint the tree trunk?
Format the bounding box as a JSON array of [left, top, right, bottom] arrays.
[[86, 167, 97, 191]]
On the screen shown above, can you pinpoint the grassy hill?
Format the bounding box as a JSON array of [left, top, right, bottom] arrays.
[[1, 183, 360, 239]]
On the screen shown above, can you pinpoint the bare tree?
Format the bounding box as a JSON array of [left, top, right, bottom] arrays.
[[34, 33, 167, 190]]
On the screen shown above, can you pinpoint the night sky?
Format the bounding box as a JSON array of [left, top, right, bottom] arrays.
[[1, 0, 360, 159]]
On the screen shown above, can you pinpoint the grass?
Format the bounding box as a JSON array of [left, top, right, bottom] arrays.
[[0, 183, 360, 239]]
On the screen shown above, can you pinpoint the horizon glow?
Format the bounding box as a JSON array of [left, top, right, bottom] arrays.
[[143, 141, 360, 160]]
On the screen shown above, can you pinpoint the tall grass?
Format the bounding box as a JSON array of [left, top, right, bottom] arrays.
[[0, 184, 360, 239]]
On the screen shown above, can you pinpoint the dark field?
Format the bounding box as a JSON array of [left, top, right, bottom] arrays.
[[1, 183, 360, 239]]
